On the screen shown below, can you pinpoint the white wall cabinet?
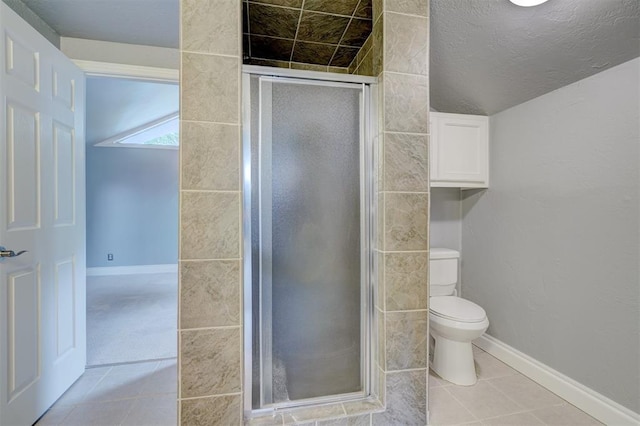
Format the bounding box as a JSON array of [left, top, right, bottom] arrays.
[[430, 112, 489, 189]]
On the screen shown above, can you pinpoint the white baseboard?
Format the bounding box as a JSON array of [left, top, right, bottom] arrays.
[[87, 264, 178, 276], [475, 334, 640, 426]]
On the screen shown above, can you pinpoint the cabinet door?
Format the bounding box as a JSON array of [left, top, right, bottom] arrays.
[[434, 113, 488, 186]]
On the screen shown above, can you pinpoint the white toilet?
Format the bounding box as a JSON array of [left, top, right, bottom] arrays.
[[429, 248, 489, 386]]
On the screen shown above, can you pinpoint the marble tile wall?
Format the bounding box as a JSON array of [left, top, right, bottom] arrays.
[[179, 0, 429, 423], [372, 0, 430, 425], [179, 0, 243, 424]]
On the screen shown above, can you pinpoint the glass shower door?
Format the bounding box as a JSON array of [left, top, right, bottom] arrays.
[[246, 75, 371, 410]]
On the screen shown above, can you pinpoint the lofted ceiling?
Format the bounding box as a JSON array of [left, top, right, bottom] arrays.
[[86, 77, 179, 146], [16, 0, 640, 115]]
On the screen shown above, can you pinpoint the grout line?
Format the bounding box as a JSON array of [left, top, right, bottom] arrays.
[[383, 10, 429, 20], [328, 0, 361, 67], [179, 325, 242, 332], [246, 33, 346, 48], [386, 367, 427, 374], [180, 258, 242, 262], [246, 1, 357, 18], [245, 2, 252, 59], [381, 190, 429, 194], [378, 250, 429, 254], [384, 308, 428, 313], [181, 49, 240, 59], [383, 130, 429, 136], [289, 0, 306, 63], [180, 189, 240, 193], [180, 119, 239, 126], [379, 69, 427, 78], [442, 386, 481, 422], [178, 391, 243, 401]]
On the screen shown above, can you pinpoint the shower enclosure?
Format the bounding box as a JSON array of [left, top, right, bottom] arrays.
[[242, 69, 376, 415]]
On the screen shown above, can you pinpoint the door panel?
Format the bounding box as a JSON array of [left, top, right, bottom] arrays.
[[4, 32, 39, 89], [1, 4, 86, 425], [6, 102, 40, 229], [7, 268, 39, 399], [53, 122, 74, 225], [54, 258, 75, 358]]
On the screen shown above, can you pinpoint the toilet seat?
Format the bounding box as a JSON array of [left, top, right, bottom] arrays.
[[430, 296, 486, 323]]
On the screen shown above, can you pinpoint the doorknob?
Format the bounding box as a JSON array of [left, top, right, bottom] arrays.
[[0, 246, 28, 258]]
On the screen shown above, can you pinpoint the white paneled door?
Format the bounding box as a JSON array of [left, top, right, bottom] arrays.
[[0, 4, 86, 425]]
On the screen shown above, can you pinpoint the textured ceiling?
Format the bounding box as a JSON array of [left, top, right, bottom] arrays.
[[243, 0, 372, 68], [430, 0, 640, 115], [17, 0, 640, 115], [19, 0, 179, 48]]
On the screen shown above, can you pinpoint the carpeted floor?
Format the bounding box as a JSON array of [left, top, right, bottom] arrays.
[[86, 272, 177, 366]]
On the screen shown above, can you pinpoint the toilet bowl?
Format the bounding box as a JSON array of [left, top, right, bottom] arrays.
[[429, 249, 489, 386], [429, 296, 489, 386]]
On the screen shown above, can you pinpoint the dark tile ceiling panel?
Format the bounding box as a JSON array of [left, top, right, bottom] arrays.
[[251, 36, 295, 61], [248, 3, 300, 39], [297, 12, 350, 44], [332, 46, 360, 67], [243, 0, 373, 69], [342, 18, 372, 46], [304, 0, 361, 15], [252, 0, 303, 7]]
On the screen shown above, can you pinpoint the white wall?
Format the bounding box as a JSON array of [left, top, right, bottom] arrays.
[[60, 37, 179, 69], [461, 58, 639, 412]]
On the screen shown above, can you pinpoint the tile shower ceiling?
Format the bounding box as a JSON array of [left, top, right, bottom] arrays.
[[243, 0, 373, 68]]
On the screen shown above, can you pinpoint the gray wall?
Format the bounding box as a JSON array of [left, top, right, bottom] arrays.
[[430, 188, 462, 251], [461, 58, 639, 412], [86, 146, 178, 268], [2, 0, 59, 47], [85, 77, 179, 268]]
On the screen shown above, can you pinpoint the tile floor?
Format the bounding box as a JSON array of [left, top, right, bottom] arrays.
[[428, 345, 603, 426], [36, 345, 602, 426], [35, 359, 177, 426]]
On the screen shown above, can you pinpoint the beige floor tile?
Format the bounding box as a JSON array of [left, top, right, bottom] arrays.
[[428, 387, 477, 425], [53, 374, 104, 405], [472, 344, 485, 357], [489, 375, 565, 410], [474, 352, 518, 380], [61, 400, 134, 426], [139, 362, 178, 395], [530, 403, 603, 425], [481, 412, 544, 425], [82, 366, 113, 377], [429, 368, 452, 388], [445, 381, 523, 420], [34, 405, 75, 425], [83, 371, 150, 403], [121, 394, 177, 426], [107, 360, 161, 376]]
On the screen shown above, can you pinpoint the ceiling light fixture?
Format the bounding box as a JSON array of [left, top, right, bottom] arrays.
[[509, 0, 549, 6]]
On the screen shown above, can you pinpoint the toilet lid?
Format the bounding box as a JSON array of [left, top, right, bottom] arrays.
[[430, 296, 486, 323]]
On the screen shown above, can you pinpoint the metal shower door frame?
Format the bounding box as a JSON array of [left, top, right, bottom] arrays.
[[242, 67, 377, 418]]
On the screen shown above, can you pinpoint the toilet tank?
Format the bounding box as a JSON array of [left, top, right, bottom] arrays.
[[430, 248, 460, 296]]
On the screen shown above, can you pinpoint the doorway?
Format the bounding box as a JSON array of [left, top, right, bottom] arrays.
[[84, 76, 179, 367]]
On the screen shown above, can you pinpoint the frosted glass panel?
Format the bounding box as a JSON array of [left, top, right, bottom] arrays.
[[252, 77, 364, 406]]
